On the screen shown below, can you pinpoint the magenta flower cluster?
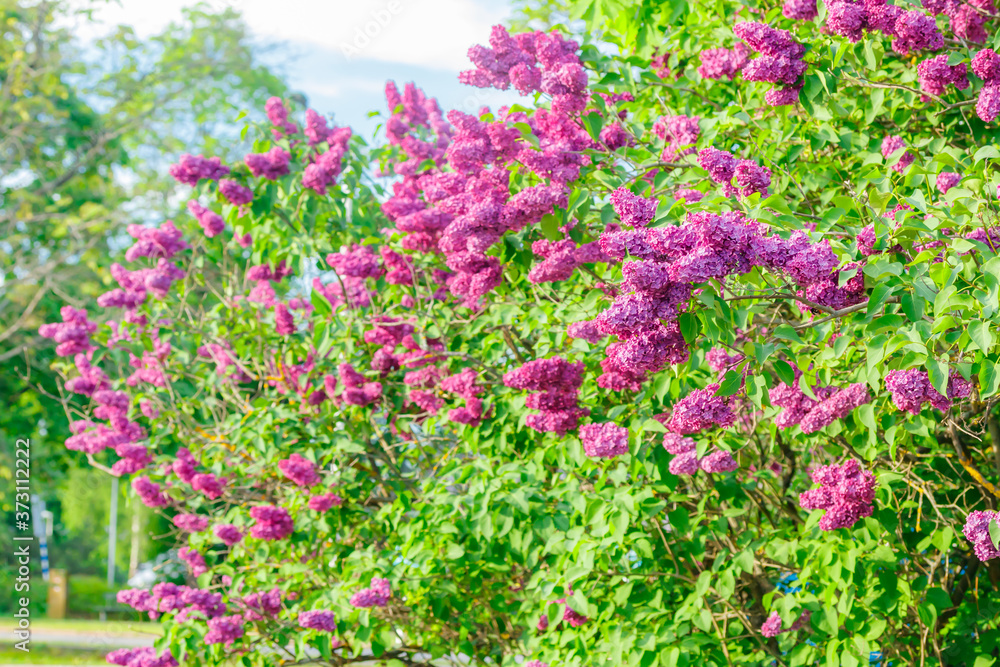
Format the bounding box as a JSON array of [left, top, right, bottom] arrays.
[[761, 610, 812, 637], [798, 459, 877, 530], [106, 647, 178, 667], [697, 148, 772, 198], [732, 22, 807, 106], [349, 577, 392, 608], [972, 49, 1000, 122], [771, 379, 871, 433], [168, 154, 228, 186], [249, 505, 294, 540], [504, 357, 588, 435], [278, 453, 321, 488], [884, 368, 974, 413], [917, 54, 969, 97], [698, 44, 750, 80], [963, 510, 1000, 562], [298, 610, 337, 631], [579, 422, 629, 458], [881, 135, 914, 173]]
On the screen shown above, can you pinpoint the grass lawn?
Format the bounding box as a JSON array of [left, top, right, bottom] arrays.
[[0, 619, 162, 637], [0, 644, 108, 665]]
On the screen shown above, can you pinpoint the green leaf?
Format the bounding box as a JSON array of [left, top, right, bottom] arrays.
[[715, 370, 743, 396], [678, 312, 701, 345], [970, 320, 993, 352], [774, 359, 796, 386], [981, 361, 1000, 398], [927, 359, 949, 397], [540, 213, 561, 240], [974, 145, 1000, 163], [869, 189, 892, 214], [990, 519, 1000, 549]]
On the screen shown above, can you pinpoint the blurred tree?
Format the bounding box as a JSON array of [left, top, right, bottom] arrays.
[[0, 0, 289, 584]]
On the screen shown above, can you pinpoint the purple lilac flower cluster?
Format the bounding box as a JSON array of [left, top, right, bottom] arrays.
[[881, 135, 915, 173], [278, 453, 321, 488], [38, 306, 98, 356], [922, 0, 996, 43], [205, 615, 245, 646], [168, 154, 228, 186], [178, 547, 207, 577], [308, 492, 344, 512], [761, 610, 812, 637], [798, 459, 877, 530], [298, 610, 337, 631], [963, 510, 1000, 561], [772, 379, 871, 433], [503, 357, 588, 435], [653, 115, 700, 162], [697, 148, 772, 198], [783, 0, 818, 20], [972, 49, 1000, 122], [349, 577, 392, 608], [241, 587, 282, 621], [132, 476, 169, 507], [917, 54, 969, 97], [884, 368, 974, 413], [579, 422, 629, 458], [528, 238, 610, 284], [381, 28, 595, 307], [106, 647, 178, 667], [733, 22, 807, 106], [697, 44, 751, 80], [117, 583, 225, 621], [214, 524, 244, 546], [665, 385, 737, 435], [249, 505, 294, 540], [825, 0, 904, 43]]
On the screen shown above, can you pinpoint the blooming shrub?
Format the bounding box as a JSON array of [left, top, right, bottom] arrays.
[[35, 5, 1000, 666]]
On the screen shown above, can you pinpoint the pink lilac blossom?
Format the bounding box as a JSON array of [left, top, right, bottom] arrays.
[[172, 447, 198, 482], [733, 22, 807, 105], [963, 510, 1000, 561], [579, 422, 629, 458], [798, 459, 877, 530], [881, 135, 914, 173], [972, 49, 1000, 82], [124, 221, 188, 261], [218, 179, 253, 206], [892, 10, 945, 55], [278, 454, 320, 488], [503, 357, 588, 435], [249, 505, 294, 540], [733, 160, 772, 198], [666, 384, 736, 434], [524, 661, 549, 667], [245, 147, 291, 180], [178, 547, 207, 577], [191, 473, 225, 500], [106, 648, 178, 667], [299, 610, 337, 631], [798, 383, 871, 434], [567, 319, 604, 343], [441, 367, 485, 398], [936, 171, 962, 194], [39, 307, 98, 356], [761, 611, 783, 637], [700, 449, 738, 473], [662, 433, 697, 455], [884, 368, 974, 413], [610, 187, 658, 227], [132, 477, 168, 507], [213, 524, 244, 546], [308, 492, 344, 512], [673, 189, 705, 203], [917, 55, 969, 97], [783, 0, 818, 20], [169, 154, 228, 186], [186, 200, 225, 238], [698, 44, 751, 80], [205, 615, 245, 646], [662, 453, 705, 479], [173, 514, 209, 533], [350, 577, 391, 608], [978, 83, 1000, 122], [653, 115, 700, 161]]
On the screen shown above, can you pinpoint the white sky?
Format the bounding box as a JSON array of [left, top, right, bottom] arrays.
[[75, 0, 510, 71]]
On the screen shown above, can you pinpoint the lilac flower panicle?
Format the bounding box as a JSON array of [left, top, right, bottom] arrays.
[[700, 449, 738, 473], [249, 505, 294, 540], [214, 524, 244, 546], [892, 10, 945, 55], [350, 577, 392, 608], [761, 611, 783, 637], [173, 514, 209, 533], [278, 453, 321, 488], [917, 55, 969, 97], [798, 459, 877, 530], [936, 171, 962, 194], [299, 610, 337, 631], [610, 187, 658, 227], [666, 384, 736, 434], [662, 433, 696, 455], [963, 510, 1000, 562], [169, 154, 228, 186], [783, 0, 818, 20], [881, 135, 914, 173], [579, 422, 629, 458]]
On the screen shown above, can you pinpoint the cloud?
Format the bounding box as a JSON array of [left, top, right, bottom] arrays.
[[67, 0, 509, 71]]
